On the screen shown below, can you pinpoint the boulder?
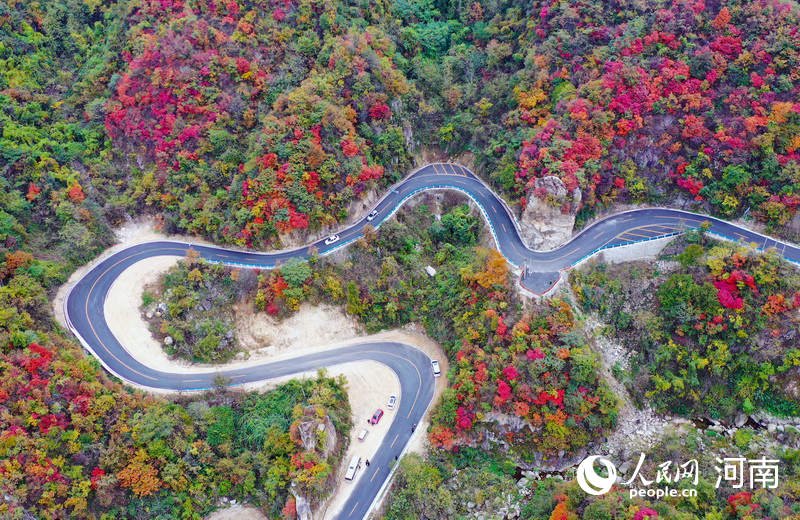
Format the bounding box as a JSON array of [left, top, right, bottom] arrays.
[[519, 176, 581, 250]]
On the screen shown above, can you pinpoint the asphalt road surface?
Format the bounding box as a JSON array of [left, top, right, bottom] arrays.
[[64, 162, 800, 519]]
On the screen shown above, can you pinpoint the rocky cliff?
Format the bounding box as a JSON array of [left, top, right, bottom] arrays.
[[519, 176, 581, 250], [292, 410, 339, 520]]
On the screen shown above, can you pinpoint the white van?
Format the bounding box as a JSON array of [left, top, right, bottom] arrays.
[[344, 455, 362, 481]]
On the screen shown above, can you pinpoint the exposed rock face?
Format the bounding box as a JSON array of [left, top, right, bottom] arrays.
[[286, 412, 339, 520], [298, 420, 317, 451], [319, 415, 337, 458], [297, 412, 337, 458], [786, 207, 800, 234], [291, 487, 313, 520], [483, 411, 530, 433], [781, 366, 800, 400], [519, 176, 581, 250]]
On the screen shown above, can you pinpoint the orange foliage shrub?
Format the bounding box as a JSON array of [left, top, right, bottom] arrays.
[[117, 451, 162, 497]]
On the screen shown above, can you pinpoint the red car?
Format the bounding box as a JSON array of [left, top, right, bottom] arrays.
[[369, 409, 384, 425]]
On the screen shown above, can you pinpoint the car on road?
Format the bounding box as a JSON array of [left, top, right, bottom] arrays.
[[431, 359, 441, 377], [387, 394, 397, 409], [370, 409, 384, 425], [344, 455, 362, 481], [366, 210, 379, 222], [324, 234, 340, 245], [357, 428, 368, 441]]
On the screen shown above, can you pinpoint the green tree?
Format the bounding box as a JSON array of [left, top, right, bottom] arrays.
[[431, 204, 479, 245], [281, 259, 312, 288], [384, 454, 454, 519]]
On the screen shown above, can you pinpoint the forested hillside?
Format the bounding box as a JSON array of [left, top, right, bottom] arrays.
[[406, 0, 800, 234], [572, 232, 800, 419], [104, 0, 417, 246], [5, 0, 800, 249], [3, 0, 800, 519]]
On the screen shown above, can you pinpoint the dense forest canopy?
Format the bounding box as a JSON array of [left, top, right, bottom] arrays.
[[3, 0, 800, 519], [5, 0, 800, 252]]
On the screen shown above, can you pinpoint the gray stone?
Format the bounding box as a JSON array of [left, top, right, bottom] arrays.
[[298, 420, 317, 451], [519, 176, 582, 250], [290, 488, 312, 520]]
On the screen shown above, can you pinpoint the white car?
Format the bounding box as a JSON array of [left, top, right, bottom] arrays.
[[324, 234, 340, 245], [366, 210, 378, 222], [357, 428, 368, 441], [431, 360, 441, 377], [387, 394, 397, 409]]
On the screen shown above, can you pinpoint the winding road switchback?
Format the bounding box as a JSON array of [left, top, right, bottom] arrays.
[[64, 162, 800, 519]]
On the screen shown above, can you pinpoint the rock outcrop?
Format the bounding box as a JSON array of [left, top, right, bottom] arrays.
[[519, 176, 581, 250], [286, 410, 339, 520], [296, 412, 337, 458], [290, 486, 313, 520]]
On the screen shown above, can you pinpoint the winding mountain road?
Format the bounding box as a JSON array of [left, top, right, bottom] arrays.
[[63, 162, 800, 519]]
